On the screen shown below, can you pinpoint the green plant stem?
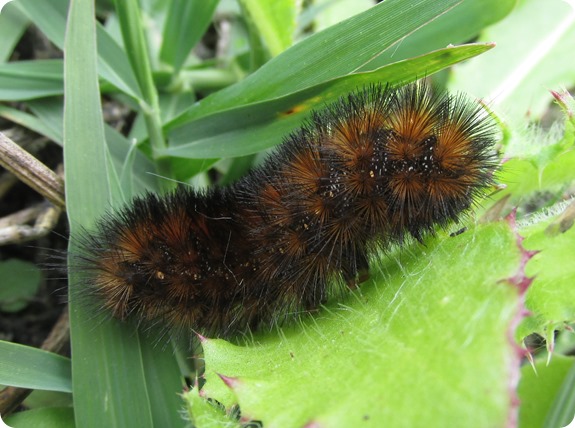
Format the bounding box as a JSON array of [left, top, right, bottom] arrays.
[[113, 0, 172, 186]]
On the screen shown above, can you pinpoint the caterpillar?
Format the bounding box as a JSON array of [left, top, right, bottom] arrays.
[[74, 81, 498, 338]]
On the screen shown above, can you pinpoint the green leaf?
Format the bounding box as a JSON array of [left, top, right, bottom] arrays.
[[167, 0, 467, 129], [113, 0, 168, 179], [164, 43, 494, 159], [0, 101, 158, 196], [184, 386, 241, 428], [0, 259, 41, 312], [493, 96, 575, 211], [238, 0, 298, 58], [361, 0, 515, 71], [0, 60, 63, 101], [0, 104, 63, 144], [543, 358, 575, 428], [464, 119, 575, 349], [63, 1, 184, 427], [486, 97, 575, 340], [450, 0, 575, 123], [15, 0, 142, 98], [518, 203, 575, 339], [4, 407, 75, 428], [309, 0, 373, 33], [194, 222, 524, 427], [518, 355, 575, 428], [159, 0, 219, 73], [26, 99, 66, 144], [0, 3, 29, 63], [113, 0, 157, 106], [0, 341, 71, 392]]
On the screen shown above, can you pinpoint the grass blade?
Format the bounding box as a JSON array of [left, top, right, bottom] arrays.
[[165, 43, 493, 160], [238, 0, 297, 57], [64, 1, 184, 426], [166, 0, 465, 130], [0, 341, 71, 393], [159, 0, 219, 73], [0, 3, 29, 63], [0, 60, 63, 101], [16, 0, 141, 98], [113, 0, 169, 180]]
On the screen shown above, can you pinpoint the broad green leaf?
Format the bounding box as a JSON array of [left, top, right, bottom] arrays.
[[450, 0, 575, 123], [0, 341, 71, 392], [185, 385, 241, 428], [194, 221, 524, 427], [493, 95, 575, 211], [164, 43, 494, 160], [156, 91, 198, 124], [495, 140, 575, 211], [518, 204, 575, 339], [485, 94, 575, 340]]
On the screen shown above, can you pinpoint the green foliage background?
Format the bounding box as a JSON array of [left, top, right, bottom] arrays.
[[0, 0, 574, 427]]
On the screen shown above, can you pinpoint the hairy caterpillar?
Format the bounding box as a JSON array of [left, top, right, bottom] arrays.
[[75, 81, 497, 337]]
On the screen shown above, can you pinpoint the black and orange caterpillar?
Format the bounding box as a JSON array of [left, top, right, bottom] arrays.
[[75, 81, 497, 337]]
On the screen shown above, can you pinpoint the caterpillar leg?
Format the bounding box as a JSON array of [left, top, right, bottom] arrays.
[[341, 251, 370, 289]]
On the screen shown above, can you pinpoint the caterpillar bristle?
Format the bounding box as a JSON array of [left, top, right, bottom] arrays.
[[72, 81, 498, 338]]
